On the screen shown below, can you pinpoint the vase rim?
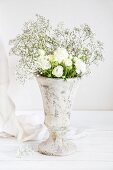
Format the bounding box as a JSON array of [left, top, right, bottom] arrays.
[[35, 75, 79, 81]]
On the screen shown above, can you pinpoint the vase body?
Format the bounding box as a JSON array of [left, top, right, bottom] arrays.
[[36, 76, 78, 156]]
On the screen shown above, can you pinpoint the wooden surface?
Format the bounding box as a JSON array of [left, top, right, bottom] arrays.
[[0, 111, 113, 170]]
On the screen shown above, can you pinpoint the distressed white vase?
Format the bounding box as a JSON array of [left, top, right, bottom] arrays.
[[36, 76, 79, 156]]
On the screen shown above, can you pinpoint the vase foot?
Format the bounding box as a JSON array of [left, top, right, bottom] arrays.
[[38, 139, 76, 156]]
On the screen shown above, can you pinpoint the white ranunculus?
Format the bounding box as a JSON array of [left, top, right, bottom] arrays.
[[74, 58, 86, 74], [64, 58, 72, 67], [52, 66, 63, 77], [54, 47, 69, 63], [42, 60, 51, 70], [38, 49, 45, 56], [38, 56, 51, 70]]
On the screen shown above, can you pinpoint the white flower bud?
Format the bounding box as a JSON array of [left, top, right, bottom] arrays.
[[74, 58, 86, 74], [64, 58, 72, 66], [38, 56, 51, 70], [54, 47, 69, 63], [52, 66, 63, 77]]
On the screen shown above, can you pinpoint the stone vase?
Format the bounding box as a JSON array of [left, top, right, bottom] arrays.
[[36, 76, 79, 156]]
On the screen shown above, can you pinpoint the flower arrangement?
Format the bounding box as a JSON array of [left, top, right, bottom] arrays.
[[9, 14, 103, 82]]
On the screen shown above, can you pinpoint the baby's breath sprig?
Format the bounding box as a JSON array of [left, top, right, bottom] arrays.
[[9, 14, 103, 82]]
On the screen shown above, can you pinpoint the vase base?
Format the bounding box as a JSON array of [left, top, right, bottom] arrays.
[[38, 139, 76, 156]]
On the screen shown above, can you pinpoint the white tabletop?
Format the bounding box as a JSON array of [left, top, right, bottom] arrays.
[[0, 128, 113, 170]]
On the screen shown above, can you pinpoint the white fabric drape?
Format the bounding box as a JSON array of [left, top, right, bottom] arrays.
[[0, 39, 47, 142]]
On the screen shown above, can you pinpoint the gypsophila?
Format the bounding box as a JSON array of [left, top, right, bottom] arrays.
[[9, 14, 103, 82]]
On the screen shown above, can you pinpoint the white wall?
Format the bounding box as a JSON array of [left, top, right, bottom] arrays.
[[0, 0, 113, 111]]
